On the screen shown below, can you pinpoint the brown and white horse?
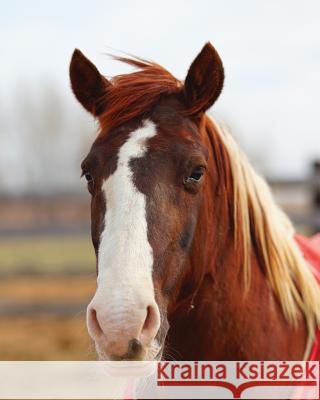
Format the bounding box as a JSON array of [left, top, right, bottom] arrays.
[[69, 43, 320, 361]]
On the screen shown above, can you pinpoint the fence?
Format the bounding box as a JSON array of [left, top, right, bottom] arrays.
[[269, 160, 320, 233]]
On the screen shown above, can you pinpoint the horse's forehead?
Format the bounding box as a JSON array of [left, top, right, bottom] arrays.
[[92, 120, 159, 182], [99, 121, 157, 213], [87, 116, 204, 186]]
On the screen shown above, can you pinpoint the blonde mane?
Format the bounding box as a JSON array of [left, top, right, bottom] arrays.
[[208, 117, 320, 340]]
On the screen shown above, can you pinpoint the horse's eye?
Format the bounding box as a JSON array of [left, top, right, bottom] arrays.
[[84, 172, 93, 184], [184, 167, 205, 184]]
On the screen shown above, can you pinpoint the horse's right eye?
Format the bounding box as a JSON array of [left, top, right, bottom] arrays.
[[84, 172, 93, 184]]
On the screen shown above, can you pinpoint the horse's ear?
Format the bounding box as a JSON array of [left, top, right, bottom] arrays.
[[69, 49, 111, 116], [183, 42, 224, 114]]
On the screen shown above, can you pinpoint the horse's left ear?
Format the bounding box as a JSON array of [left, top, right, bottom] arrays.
[[183, 42, 224, 114]]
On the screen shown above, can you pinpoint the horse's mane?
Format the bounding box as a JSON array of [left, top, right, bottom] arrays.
[[206, 117, 320, 337], [99, 55, 320, 337], [99, 56, 182, 132]]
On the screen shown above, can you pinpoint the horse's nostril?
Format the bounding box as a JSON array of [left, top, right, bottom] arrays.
[[141, 304, 159, 340], [143, 306, 153, 331], [88, 307, 103, 336]]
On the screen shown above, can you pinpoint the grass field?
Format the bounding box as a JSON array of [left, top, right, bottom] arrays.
[[0, 234, 98, 360], [0, 274, 97, 360], [0, 234, 95, 275], [0, 315, 96, 360]]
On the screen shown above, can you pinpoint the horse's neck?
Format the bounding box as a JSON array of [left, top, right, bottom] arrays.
[[166, 122, 307, 361], [167, 193, 307, 360]]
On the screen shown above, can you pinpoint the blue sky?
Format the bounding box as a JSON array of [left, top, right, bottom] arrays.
[[1, 0, 320, 192]]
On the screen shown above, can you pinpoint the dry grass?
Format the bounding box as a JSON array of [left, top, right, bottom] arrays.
[[0, 235, 95, 275], [0, 232, 99, 360], [0, 275, 96, 303], [0, 275, 97, 360], [0, 315, 96, 360]]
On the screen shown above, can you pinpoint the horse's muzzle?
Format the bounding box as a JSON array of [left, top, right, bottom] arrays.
[[86, 294, 160, 360]]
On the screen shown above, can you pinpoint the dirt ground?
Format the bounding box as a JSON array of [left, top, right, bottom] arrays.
[[0, 315, 96, 360], [0, 275, 97, 360], [0, 275, 96, 302]]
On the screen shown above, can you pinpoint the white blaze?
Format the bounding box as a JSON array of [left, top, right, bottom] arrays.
[[95, 120, 157, 325]]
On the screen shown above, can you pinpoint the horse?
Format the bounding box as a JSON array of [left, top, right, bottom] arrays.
[[69, 42, 320, 362]]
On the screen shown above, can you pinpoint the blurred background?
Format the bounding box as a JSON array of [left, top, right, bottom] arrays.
[[0, 0, 319, 360]]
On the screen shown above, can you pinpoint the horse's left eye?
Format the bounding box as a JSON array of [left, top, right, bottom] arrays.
[[184, 167, 205, 183]]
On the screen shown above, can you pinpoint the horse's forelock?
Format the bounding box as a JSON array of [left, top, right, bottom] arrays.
[[98, 57, 182, 134]]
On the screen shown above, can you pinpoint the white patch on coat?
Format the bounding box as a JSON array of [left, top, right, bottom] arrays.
[[98, 119, 156, 284], [87, 120, 160, 355]]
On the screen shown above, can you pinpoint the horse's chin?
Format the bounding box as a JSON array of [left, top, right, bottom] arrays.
[[94, 339, 163, 361]]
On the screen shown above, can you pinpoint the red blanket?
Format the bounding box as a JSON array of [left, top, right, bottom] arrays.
[[295, 234, 320, 361]]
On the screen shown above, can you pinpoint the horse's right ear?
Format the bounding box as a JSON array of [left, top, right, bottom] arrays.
[[69, 49, 111, 116]]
